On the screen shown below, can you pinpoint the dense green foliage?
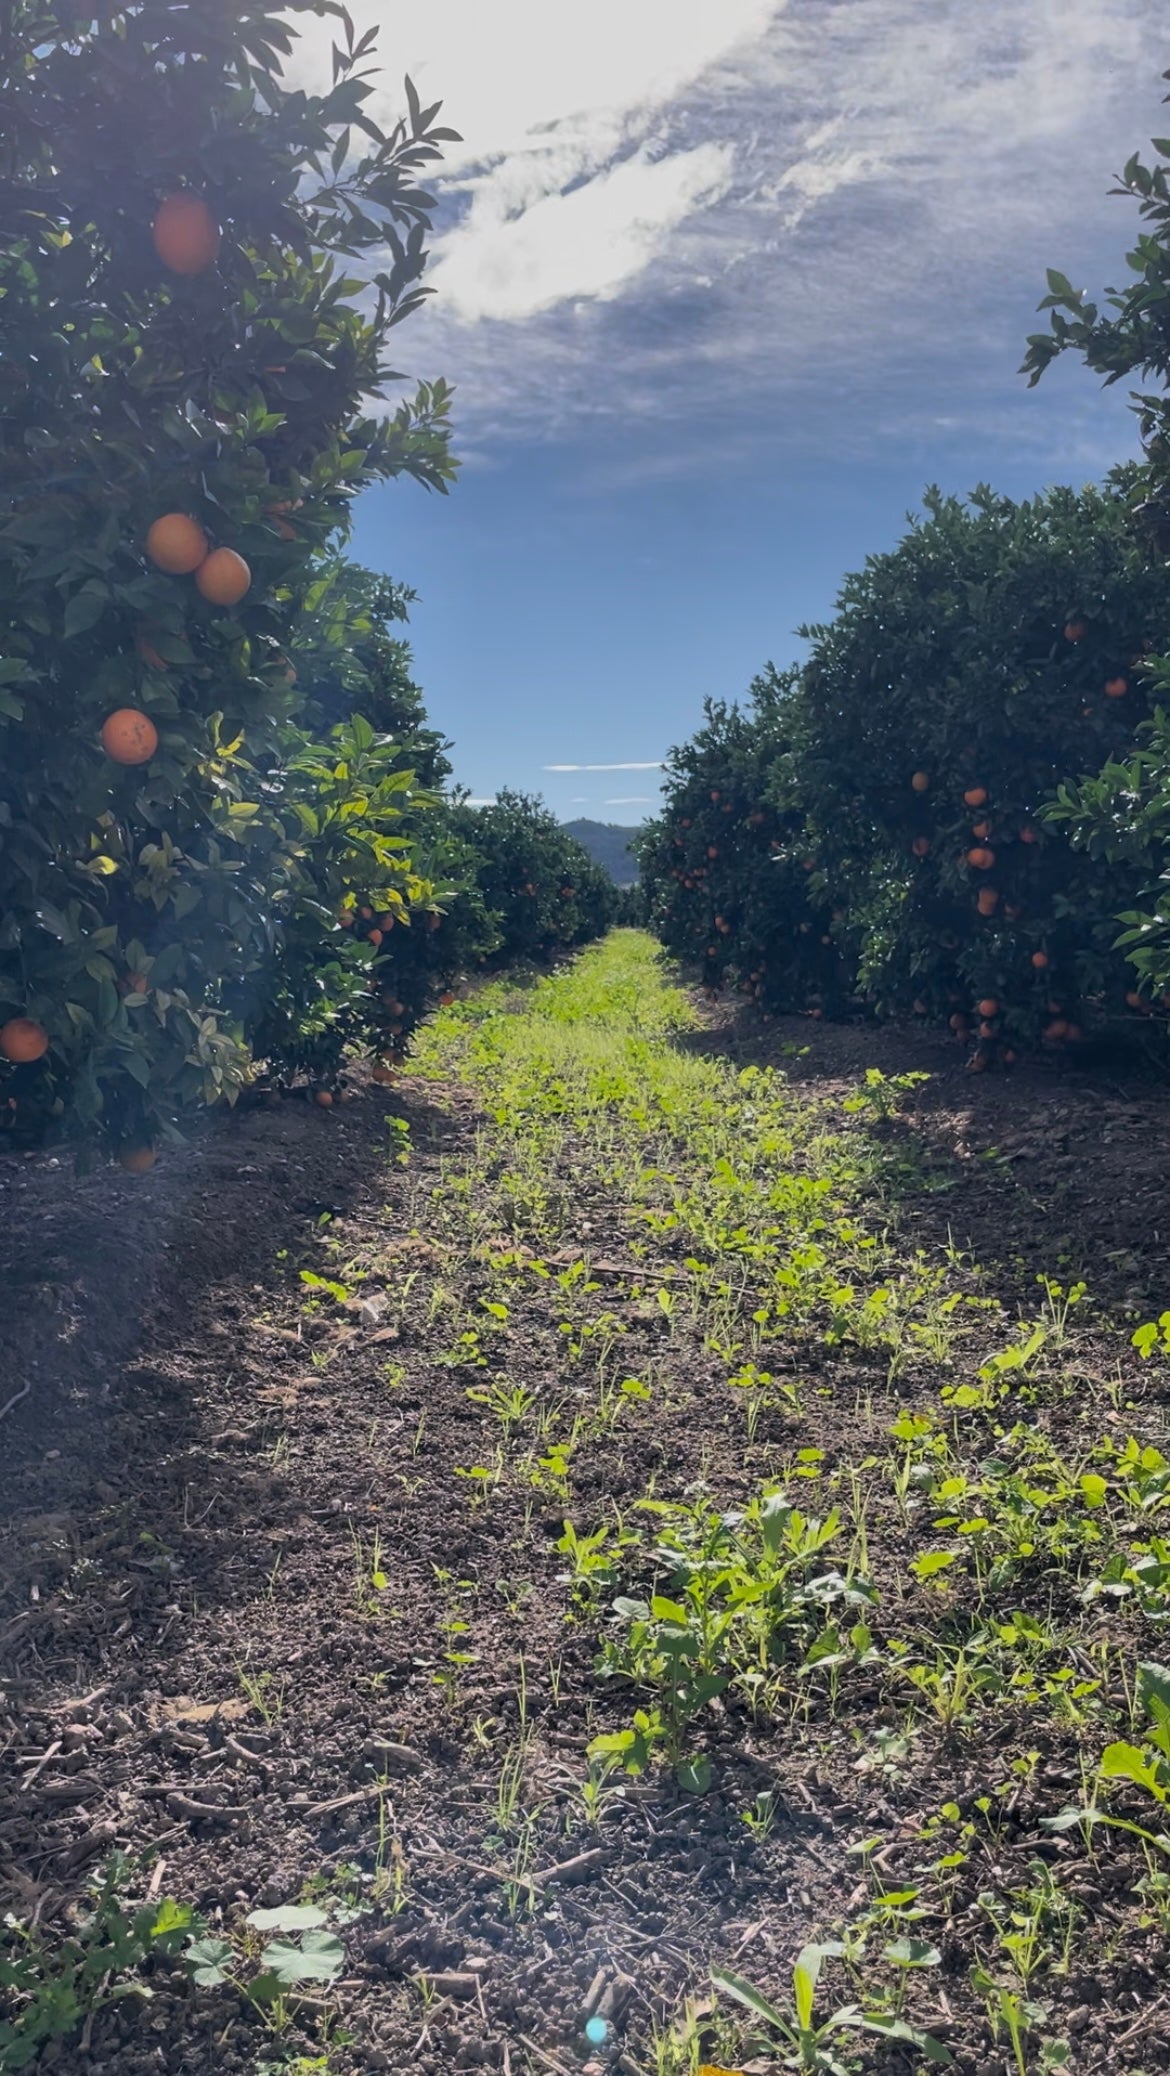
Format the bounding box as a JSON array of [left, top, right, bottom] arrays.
[[450, 792, 620, 965], [0, 0, 460, 1154], [1023, 69, 1170, 998], [641, 481, 1170, 1057], [637, 673, 850, 1016]]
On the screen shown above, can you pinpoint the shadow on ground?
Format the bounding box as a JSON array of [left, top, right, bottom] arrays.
[[676, 1002, 1170, 1322]]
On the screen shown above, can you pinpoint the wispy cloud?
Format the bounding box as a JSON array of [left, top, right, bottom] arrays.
[[604, 795, 655, 805], [289, 0, 1166, 465], [544, 760, 663, 772]]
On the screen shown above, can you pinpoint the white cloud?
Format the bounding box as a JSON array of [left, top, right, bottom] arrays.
[[605, 795, 655, 805], [544, 760, 663, 772], [463, 794, 496, 805], [430, 141, 735, 322], [286, 0, 1168, 460]]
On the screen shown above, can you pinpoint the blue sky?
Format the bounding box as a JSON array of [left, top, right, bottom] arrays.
[[295, 0, 1168, 824]]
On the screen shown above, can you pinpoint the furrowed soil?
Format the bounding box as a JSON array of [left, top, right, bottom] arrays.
[[2, 931, 1170, 2076]]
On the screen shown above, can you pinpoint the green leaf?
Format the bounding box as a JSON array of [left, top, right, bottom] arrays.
[[185, 1936, 235, 1986], [62, 586, 107, 638], [711, 1962, 790, 2037], [792, 1943, 828, 2032], [245, 1904, 328, 1933], [883, 1936, 941, 1967], [259, 1928, 345, 1986], [676, 1753, 712, 1795], [1100, 1740, 1167, 1803]]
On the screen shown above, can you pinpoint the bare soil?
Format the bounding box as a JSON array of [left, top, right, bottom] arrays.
[[1, 990, 1169, 2075]]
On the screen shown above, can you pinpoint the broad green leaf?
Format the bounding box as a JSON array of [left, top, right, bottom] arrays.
[[259, 1928, 344, 1986]]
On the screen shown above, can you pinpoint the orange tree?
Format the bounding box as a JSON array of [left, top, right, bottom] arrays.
[[1023, 69, 1170, 1003], [0, 0, 458, 1156], [791, 478, 1170, 1061], [637, 672, 850, 1014], [449, 792, 620, 964]]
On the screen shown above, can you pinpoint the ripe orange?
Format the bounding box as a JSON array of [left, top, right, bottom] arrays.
[[911, 836, 931, 857], [101, 707, 158, 765], [1002, 1046, 1018, 1065], [967, 846, 995, 870], [119, 1145, 157, 1173], [963, 786, 988, 808], [439, 992, 456, 1007], [1125, 989, 1144, 1010], [707, 845, 719, 860], [978, 1019, 996, 1039], [971, 819, 992, 840], [314, 1090, 333, 1107], [152, 192, 221, 274], [0, 1017, 49, 1063], [913, 997, 928, 1015], [337, 909, 354, 927], [968, 1051, 988, 1073], [371, 1062, 396, 1085], [978, 997, 999, 1018], [146, 512, 208, 574], [976, 887, 999, 916], [367, 929, 383, 947], [948, 1012, 968, 1033], [911, 771, 930, 792], [1104, 675, 1128, 699], [1031, 950, 1049, 969], [195, 547, 251, 606], [1063, 618, 1087, 641], [1019, 825, 1038, 844], [1043, 1018, 1070, 1042]]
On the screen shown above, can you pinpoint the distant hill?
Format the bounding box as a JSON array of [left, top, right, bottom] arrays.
[[562, 818, 641, 886]]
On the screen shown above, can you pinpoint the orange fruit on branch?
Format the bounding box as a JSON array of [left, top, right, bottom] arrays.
[[966, 846, 995, 869], [314, 1090, 333, 1107], [1063, 618, 1087, 642], [911, 770, 930, 792], [100, 707, 158, 764], [963, 786, 988, 808], [977, 997, 999, 1018], [911, 835, 931, 857], [195, 547, 251, 606], [152, 191, 221, 275], [146, 512, 208, 574], [1104, 675, 1129, 699], [1031, 950, 1049, 969], [0, 1017, 49, 1063], [976, 887, 999, 916]]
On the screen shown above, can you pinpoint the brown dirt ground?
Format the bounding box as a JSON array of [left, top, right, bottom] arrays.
[[1, 998, 1169, 2075]]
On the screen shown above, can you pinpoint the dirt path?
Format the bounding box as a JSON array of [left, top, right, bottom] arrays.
[[3, 936, 1170, 2075]]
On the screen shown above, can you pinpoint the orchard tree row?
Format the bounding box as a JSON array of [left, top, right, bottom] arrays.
[[0, 2, 615, 1161], [640, 74, 1170, 1066]]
